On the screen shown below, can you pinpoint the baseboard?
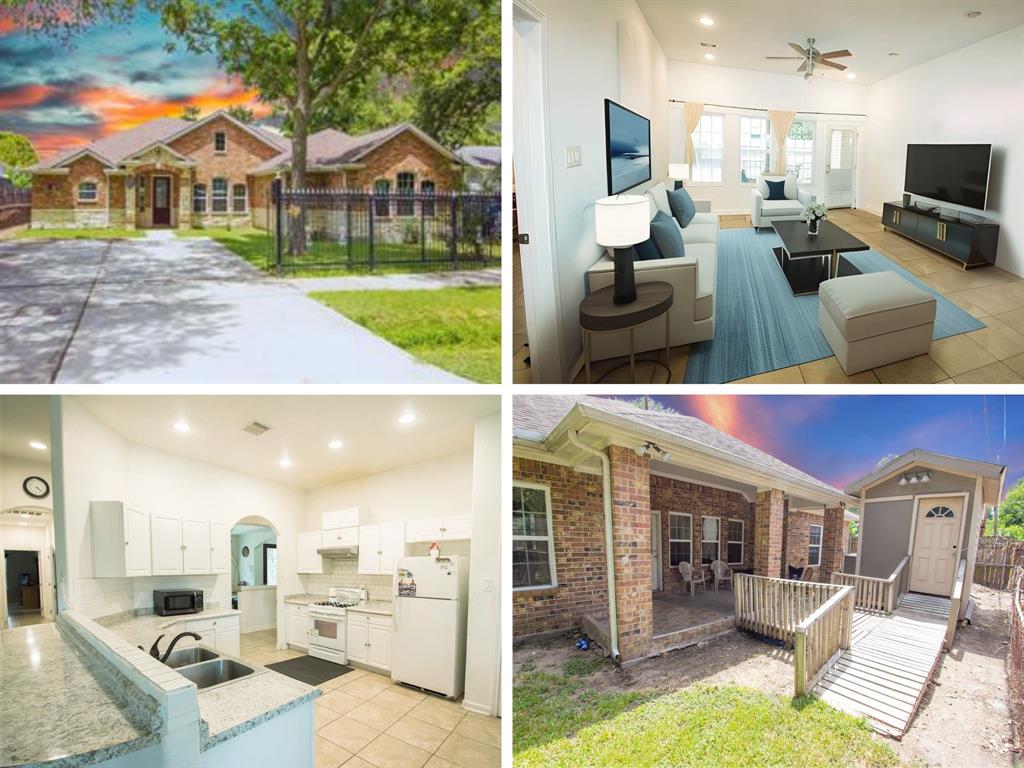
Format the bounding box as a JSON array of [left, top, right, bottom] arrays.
[[461, 698, 498, 717], [242, 623, 276, 633]]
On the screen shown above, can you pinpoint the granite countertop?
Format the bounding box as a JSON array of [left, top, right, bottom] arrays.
[[0, 623, 157, 768], [346, 600, 394, 616], [283, 593, 326, 606], [198, 669, 319, 748], [97, 608, 241, 649]]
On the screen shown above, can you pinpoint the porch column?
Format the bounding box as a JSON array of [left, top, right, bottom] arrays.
[[821, 506, 845, 578], [608, 444, 652, 663], [125, 175, 136, 230], [754, 488, 785, 578], [178, 170, 192, 229]]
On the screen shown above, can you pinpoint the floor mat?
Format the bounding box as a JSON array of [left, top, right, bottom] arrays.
[[265, 655, 354, 686]]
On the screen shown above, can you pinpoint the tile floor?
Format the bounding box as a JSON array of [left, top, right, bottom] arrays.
[[238, 629, 500, 768], [6, 608, 47, 628]]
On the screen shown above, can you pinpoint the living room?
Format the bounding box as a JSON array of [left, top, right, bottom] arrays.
[[512, 0, 1024, 384]]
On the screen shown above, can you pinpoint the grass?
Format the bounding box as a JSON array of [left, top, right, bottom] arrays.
[[16, 227, 144, 239], [513, 671, 902, 768], [310, 287, 500, 383]]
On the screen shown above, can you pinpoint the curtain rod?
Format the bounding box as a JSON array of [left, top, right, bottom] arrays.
[[668, 99, 866, 118]]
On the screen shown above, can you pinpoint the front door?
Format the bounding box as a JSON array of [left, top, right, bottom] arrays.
[[909, 496, 963, 596], [152, 177, 171, 226], [651, 511, 662, 591], [825, 128, 856, 208]]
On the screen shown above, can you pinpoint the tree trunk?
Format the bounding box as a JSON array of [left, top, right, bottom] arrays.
[[288, 114, 309, 257]]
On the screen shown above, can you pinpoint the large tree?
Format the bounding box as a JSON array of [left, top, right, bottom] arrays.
[[0, 132, 38, 188]]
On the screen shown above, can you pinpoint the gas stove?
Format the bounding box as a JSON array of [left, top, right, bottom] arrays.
[[308, 587, 366, 616], [307, 587, 366, 664], [310, 599, 356, 613]]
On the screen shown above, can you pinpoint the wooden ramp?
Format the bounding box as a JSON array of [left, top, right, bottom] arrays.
[[812, 593, 950, 738]]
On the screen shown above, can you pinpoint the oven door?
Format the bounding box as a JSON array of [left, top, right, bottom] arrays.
[[309, 615, 345, 651]]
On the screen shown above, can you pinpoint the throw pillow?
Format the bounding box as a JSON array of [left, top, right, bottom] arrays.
[[667, 185, 696, 228], [634, 236, 662, 261], [765, 178, 787, 201], [649, 210, 686, 260]]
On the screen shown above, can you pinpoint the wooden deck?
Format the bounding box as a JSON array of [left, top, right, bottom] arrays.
[[812, 592, 950, 738]]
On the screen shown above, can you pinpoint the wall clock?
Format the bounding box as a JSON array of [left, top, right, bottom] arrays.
[[23, 476, 50, 499], [242, 546, 251, 557]]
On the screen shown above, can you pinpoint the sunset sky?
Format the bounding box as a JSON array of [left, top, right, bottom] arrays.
[[604, 395, 1022, 497], [0, 6, 271, 159]]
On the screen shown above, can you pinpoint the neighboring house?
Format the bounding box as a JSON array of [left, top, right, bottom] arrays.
[[512, 395, 855, 663], [25, 110, 466, 230], [455, 146, 500, 192]]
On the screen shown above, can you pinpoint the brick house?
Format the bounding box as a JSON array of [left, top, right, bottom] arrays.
[[25, 110, 466, 230], [513, 395, 855, 665]]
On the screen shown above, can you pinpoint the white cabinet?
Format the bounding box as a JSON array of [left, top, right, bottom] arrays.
[[183, 518, 212, 574], [210, 521, 230, 574], [286, 604, 313, 649], [404, 515, 473, 543], [153, 516, 220, 575], [152, 513, 185, 575], [358, 523, 405, 575], [90, 501, 152, 577], [322, 527, 358, 547], [297, 532, 324, 574], [185, 614, 240, 655], [346, 611, 391, 671], [215, 621, 241, 656], [322, 507, 362, 530]]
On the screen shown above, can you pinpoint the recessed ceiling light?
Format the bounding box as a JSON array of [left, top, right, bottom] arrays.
[[279, 455, 292, 468], [398, 412, 416, 425], [328, 439, 344, 450], [704, 53, 715, 61], [698, 16, 714, 27], [846, 72, 856, 80], [964, 10, 981, 18], [29, 440, 47, 451], [173, 420, 191, 433]]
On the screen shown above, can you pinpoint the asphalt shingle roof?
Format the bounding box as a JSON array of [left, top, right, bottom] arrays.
[[455, 146, 500, 167]]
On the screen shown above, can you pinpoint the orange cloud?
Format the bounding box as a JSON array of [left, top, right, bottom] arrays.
[[0, 84, 56, 109]]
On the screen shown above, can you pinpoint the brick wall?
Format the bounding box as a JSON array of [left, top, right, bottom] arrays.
[[650, 476, 755, 593], [346, 130, 462, 192], [608, 445, 652, 662], [782, 509, 820, 575], [754, 489, 785, 577], [822, 507, 845, 578], [511, 457, 607, 639], [31, 157, 111, 228], [170, 116, 281, 195]]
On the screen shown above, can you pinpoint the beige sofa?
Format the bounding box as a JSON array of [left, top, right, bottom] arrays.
[[585, 181, 718, 361]]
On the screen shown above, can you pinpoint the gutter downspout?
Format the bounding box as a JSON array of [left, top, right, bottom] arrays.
[[566, 429, 621, 663]]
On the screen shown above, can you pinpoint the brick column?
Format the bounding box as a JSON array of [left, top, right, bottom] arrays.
[[125, 175, 136, 230], [608, 445, 652, 663], [179, 170, 192, 229], [822, 506, 845, 578], [754, 489, 785, 578]]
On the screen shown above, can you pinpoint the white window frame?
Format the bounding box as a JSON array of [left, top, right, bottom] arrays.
[[214, 131, 226, 153], [192, 183, 207, 213], [668, 512, 692, 567], [726, 518, 744, 566], [689, 112, 724, 185], [211, 178, 228, 212], [512, 481, 557, 591], [231, 183, 247, 213], [808, 523, 823, 567], [701, 515, 721, 564], [77, 181, 98, 203], [786, 120, 815, 184], [738, 116, 771, 185]]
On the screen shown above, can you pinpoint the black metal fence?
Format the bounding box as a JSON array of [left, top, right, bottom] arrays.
[[0, 186, 30, 230], [268, 180, 501, 272]]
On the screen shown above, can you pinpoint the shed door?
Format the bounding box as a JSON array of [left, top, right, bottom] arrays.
[[909, 496, 963, 596]]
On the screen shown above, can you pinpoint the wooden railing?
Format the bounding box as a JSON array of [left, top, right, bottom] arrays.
[[831, 555, 909, 614], [794, 585, 855, 696], [733, 573, 846, 646], [945, 558, 968, 649]]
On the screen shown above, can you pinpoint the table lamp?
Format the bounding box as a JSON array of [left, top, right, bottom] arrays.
[[595, 194, 649, 304], [668, 163, 690, 190]]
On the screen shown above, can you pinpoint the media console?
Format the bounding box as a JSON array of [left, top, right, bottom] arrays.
[[882, 201, 999, 269]]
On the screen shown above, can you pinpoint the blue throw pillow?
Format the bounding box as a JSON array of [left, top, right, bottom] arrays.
[[634, 236, 662, 261], [667, 185, 696, 228], [649, 211, 686, 260], [765, 178, 787, 201]]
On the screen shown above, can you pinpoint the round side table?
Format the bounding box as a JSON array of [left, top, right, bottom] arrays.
[[579, 281, 674, 383]]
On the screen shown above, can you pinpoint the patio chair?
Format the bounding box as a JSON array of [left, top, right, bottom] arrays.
[[801, 566, 816, 582], [678, 561, 707, 596], [709, 560, 733, 591], [787, 564, 805, 580]]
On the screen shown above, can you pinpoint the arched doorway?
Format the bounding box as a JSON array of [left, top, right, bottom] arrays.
[[1, 506, 56, 628], [230, 515, 278, 642]]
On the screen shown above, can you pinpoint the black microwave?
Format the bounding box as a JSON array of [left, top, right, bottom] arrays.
[[153, 589, 204, 616]]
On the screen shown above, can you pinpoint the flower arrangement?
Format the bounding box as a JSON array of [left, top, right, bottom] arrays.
[[803, 202, 828, 235]]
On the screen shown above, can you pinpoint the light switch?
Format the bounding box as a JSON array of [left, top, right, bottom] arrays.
[[565, 146, 582, 168], [482, 578, 494, 592]]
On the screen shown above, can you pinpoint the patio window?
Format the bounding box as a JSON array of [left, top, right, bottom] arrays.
[[727, 519, 744, 565], [232, 183, 247, 212], [669, 512, 692, 567], [374, 179, 390, 218], [808, 523, 823, 567], [396, 172, 415, 216], [192, 184, 207, 213], [212, 178, 228, 212], [421, 180, 436, 217], [512, 483, 556, 590], [77, 181, 98, 202], [701, 516, 720, 565], [214, 131, 226, 153]]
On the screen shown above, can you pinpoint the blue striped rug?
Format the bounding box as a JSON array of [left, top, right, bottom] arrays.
[[683, 227, 986, 383]]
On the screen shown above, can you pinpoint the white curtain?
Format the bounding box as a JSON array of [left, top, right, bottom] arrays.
[[682, 101, 704, 167], [768, 110, 796, 175]]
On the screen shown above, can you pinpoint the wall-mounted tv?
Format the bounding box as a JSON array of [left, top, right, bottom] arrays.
[[904, 143, 992, 211], [604, 99, 651, 195]]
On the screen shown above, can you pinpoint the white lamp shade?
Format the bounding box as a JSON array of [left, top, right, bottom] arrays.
[[595, 195, 649, 247], [668, 163, 690, 180]]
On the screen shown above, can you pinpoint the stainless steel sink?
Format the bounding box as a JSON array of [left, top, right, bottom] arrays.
[[177, 658, 257, 690], [163, 646, 220, 669]]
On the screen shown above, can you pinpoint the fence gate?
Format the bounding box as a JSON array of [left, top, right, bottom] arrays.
[[269, 180, 501, 273]]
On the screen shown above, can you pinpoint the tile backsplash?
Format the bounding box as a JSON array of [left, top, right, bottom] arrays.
[[299, 557, 393, 601]]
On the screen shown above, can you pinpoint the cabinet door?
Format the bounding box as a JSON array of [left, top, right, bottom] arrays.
[[123, 506, 152, 576], [336, 508, 361, 528], [151, 514, 184, 575], [323, 528, 357, 546], [367, 623, 391, 671], [214, 620, 240, 656], [287, 611, 309, 649], [378, 524, 406, 576], [322, 510, 341, 530], [358, 526, 380, 574], [441, 515, 472, 540], [297, 532, 323, 574], [405, 518, 443, 543], [347, 616, 369, 663], [182, 519, 212, 574], [210, 522, 230, 574]]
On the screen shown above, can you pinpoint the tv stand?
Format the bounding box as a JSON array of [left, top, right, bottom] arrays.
[[882, 201, 998, 269]]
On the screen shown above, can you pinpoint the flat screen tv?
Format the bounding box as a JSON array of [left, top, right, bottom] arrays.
[[904, 143, 992, 210], [604, 99, 651, 195]]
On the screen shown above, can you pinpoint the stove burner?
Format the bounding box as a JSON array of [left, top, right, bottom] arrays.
[[312, 600, 356, 608]]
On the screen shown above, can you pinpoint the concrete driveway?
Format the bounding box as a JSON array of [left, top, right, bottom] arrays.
[[0, 232, 464, 383]]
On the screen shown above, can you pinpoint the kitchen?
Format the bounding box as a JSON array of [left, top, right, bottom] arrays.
[[0, 394, 501, 768]]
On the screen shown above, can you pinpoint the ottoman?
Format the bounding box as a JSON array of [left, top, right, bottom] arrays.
[[818, 272, 937, 375]]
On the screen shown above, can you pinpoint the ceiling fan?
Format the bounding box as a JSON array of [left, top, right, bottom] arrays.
[[766, 37, 852, 79]]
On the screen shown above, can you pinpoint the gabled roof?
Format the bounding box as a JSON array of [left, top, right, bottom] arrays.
[[455, 146, 500, 167], [514, 395, 850, 504], [845, 449, 1006, 503]]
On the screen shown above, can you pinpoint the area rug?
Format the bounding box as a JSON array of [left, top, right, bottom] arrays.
[[682, 227, 986, 383], [265, 655, 354, 686]]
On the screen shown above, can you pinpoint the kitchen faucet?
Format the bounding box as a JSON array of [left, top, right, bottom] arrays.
[[140, 631, 202, 662]]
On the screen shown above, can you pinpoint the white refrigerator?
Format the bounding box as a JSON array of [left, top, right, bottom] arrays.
[[391, 555, 468, 699]]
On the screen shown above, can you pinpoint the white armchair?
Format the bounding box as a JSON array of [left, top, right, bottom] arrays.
[[709, 560, 733, 591], [678, 561, 707, 596], [751, 174, 816, 229]]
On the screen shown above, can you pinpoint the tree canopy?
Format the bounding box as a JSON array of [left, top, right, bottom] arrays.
[[0, 132, 39, 188], [179, 105, 201, 122], [992, 479, 1024, 538]]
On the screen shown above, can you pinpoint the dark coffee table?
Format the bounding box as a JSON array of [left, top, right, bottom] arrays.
[[771, 219, 870, 295]]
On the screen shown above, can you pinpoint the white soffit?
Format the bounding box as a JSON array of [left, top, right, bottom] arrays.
[[638, 1, 1024, 85]]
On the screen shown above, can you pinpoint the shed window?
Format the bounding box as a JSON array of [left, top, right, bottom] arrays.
[[232, 183, 247, 212], [212, 178, 228, 212], [77, 181, 98, 202], [669, 512, 692, 567], [808, 524, 823, 566], [421, 180, 435, 217], [727, 519, 744, 565], [513, 484, 556, 590], [214, 132, 226, 153], [925, 506, 955, 519], [701, 516, 720, 565], [192, 184, 207, 213], [396, 172, 415, 216]]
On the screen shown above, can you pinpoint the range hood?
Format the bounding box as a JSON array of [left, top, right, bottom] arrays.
[[316, 544, 358, 558]]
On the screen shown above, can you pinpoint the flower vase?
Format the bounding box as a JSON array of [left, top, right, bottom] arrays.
[[808, 217, 820, 236]]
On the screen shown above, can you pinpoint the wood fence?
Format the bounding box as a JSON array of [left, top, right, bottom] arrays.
[[974, 536, 1024, 590], [831, 555, 909, 614], [794, 586, 854, 696], [0, 186, 30, 230], [1009, 566, 1023, 751], [733, 573, 845, 646]]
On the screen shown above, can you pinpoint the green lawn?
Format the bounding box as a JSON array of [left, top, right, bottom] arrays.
[[310, 287, 500, 383], [16, 228, 145, 239], [514, 670, 901, 768]]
